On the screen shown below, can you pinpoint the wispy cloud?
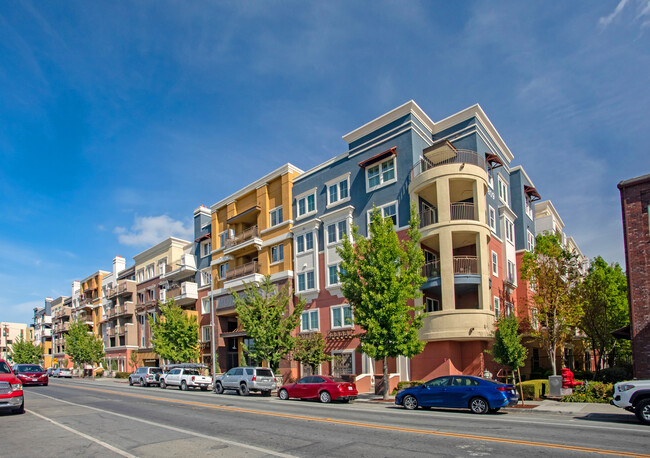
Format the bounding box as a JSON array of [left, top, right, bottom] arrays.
[[600, 0, 630, 27], [114, 215, 193, 246]]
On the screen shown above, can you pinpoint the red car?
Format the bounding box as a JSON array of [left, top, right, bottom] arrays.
[[0, 359, 24, 414], [12, 364, 49, 386], [278, 375, 358, 403]]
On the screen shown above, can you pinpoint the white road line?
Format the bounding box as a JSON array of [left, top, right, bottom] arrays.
[[30, 392, 297, 458], [27, 409, 137, 458]]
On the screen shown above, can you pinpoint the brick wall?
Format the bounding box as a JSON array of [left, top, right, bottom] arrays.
[[619, 176, 650, 379]]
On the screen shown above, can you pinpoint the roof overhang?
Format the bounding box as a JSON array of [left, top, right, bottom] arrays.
[[358, 146, 396, 168], [524, 185, 541, 201]]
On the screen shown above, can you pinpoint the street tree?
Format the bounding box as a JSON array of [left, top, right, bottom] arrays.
[[65, 320, 105, 371], [233, 275, 305, 372], [520, 232, 583, 376], [293, 332, 331, 374], [149, 299, 199, 363], [129, 350, 140, 371], [338, 205, 426, 400], [488, 315, 527, 404], [578, 256, 628, 373], [10, 337, 43, 364]]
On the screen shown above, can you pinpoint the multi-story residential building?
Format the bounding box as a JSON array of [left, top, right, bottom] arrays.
[[102, 256, 139, 372], [51, 295, 72, 367], [618, 173, 650, 379], [193, 206, 213, 367], [76, 270, 109, 339], [209, 163, 303, 375], [1, 322, 33, 362], [133, 237, 191, 367], [32, 298, 53, 367]]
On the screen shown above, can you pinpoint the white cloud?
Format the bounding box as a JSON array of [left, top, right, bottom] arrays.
[[114, 215, 193, 246], [599, 0, 630, 27]]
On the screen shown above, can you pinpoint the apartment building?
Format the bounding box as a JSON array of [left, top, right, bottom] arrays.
[[32, 298, 53, 367], [209, 163, 303, 374], [1, 322, 32, 362], [51, 295, 73, 367], [133, 237, 191, 367], [76, 270, 109, 339], [193, 206, 213, 367]]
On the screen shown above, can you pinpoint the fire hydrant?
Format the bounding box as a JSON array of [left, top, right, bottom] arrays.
[[561, 368, 584, 389]]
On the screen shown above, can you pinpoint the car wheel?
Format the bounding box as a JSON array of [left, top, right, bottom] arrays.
[[160, 380, 166, 389], [279, 389, 289, 400], [214, 382, 224, 394], [634, 399, 650, 425], [128, 378, 133, 386], [470, 397, 489, 414], [181, 381, 188, 391], [239, 383, 249, 396], [319, 391, 332, 404], [403, 395, 418, 410]]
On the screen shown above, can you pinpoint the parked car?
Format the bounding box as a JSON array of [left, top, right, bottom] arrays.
[[395, 375, 518, 413], [214, 367, 276, 396], [278, 375, 357, 403], [128, 367, 163, 387], [611, 379, 650, 425], [52, 368, 72, 378], [0, 359, 24, 414], [11, 364, 48, 386], [160, 364, 211, 391], [46, 367, 55, 376]]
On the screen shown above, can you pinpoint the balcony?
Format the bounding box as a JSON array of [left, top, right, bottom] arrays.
[[225, 261, 259, 281], [411, 149, 486, 179], [161, 254, 197, 282], [224, 226, 262, 254], [54, 308, 71, 319], [450, 203, 477, 221], [115, 302, 135, 317], [166, 282, 198, 306], [419, 309, 495, 341], [419, 207, 438, 228], [423, 260, 440, 278], [453, 256, 478, 275]]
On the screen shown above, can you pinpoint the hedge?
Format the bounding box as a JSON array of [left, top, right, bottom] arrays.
[[562, 382, 613, 403], [114, 371, 131, 379], [515, 379, 549, 400], [392, 380, 425, 395]]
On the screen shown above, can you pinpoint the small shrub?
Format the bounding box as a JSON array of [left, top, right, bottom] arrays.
[[561, 382, 613, 403], [114, 371, 131, 379], [595, 367, 631, 384], [572, 370, 594, 381]]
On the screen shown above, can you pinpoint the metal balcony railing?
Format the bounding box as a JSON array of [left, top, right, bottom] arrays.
[[422, 260, 440, 278], [450, 202, 477, 221], [419, 207, 438, 228], [411, 149, 486, 178], [225, 261, 260, 281], [453, 256, 479, 274], [224, 226, 259, 249]]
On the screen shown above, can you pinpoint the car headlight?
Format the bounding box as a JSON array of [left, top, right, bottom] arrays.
[[11, 383, 22, 392], [618, 384, 635, 392]]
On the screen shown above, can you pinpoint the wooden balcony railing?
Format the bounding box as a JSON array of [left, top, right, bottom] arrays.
[[453, 256, 478, 274], [224, 225, 259, 249], [225, 261, 260, 281]]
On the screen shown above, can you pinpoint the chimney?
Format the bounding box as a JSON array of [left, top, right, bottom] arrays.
[[113, 255, 126, 277]]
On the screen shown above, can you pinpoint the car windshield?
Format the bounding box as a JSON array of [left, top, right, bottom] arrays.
[[0, 362, 11, 374], [256, 369, 273, 377], [17, 365, 43, 373]]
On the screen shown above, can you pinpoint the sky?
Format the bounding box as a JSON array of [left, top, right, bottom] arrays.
[[1, 1, 648, 324]]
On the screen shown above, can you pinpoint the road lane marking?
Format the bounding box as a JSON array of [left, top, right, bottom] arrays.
[[39, 384, 650, 457], [27, 409, 137, 458], [30, 392, 296, 458]]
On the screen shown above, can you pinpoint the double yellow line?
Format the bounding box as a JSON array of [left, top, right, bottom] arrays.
[[61, 384, 649, 457]]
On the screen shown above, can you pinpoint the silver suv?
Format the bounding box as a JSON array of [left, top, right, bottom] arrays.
[[129, 367, 163, 387], [611, 379, 650, 425], [213, 366, 276, 396]]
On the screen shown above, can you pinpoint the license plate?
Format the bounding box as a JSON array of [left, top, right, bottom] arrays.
[[348, 386, 352, 390]]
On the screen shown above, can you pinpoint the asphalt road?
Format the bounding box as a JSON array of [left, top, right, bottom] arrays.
[[2, 378, 649, 457]]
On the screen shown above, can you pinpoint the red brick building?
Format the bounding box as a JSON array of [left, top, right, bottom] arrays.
[[618, 174, 650, 379]]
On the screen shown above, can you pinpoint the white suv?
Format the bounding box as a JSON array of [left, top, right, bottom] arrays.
[[611, 379, 650, 425]]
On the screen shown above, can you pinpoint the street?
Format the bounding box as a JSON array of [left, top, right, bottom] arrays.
[[2, 378, 649, 457]]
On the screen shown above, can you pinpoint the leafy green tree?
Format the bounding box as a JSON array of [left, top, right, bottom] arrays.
[[65, 321, 105, 370], [293, 333, 331, 374], [10, 337, 43, 364], [129, 350, 140, 371], [488, 315, 527, 404], [338, 205, 426, 400], [578, 256, 628, 373], [149, 299, 199, 363], [521, 232, 583, 376], [233, 275, 305, 372]]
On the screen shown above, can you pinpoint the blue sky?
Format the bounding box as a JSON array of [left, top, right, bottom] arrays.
[[1, 1, 648, 324]]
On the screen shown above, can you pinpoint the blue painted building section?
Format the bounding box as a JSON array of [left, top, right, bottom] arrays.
[[510, 168, 538, 251], [193, 206, 212, 286]]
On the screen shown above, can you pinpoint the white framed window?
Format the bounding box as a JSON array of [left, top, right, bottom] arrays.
[[201, 268, 212, 287], [296, 235, 304, 253], [201, 297, 211, 315], [488, 172, 494, 189], [425, 297, 441, 312], [328, 264, 343, 286], [494, 297, 500, 319], [146, 264, 155, 280], [507, 260, 516, 284], [504, 301, 514, 317], [531, 308, 539, 330], [526, 230, 535, 252], [491, 251, 498, 276], [201, 240, 212, 257], [505, 218, 514, 244], [366, 157, 396, 192], [301, 309, 319, 332], [488, 206, 496, 233], [525, 197, 533, 219], [331, 304, 353, 328], [158, 258, 167, 276], [271, 243, 284, 264], [326, 174, 350, 207], [327, 220, 347, 245], [296, 232, 314, 254], [219, 263, 228, 280], [296, 192, 316, 218], [148, 289, 156, 301], [270, 206, 283, 227], [497, 175, 508, 205], [201, 326, 211, 342], [368, 201, 398, 230], [297, 271, 315, 292], [219, 231, 228, 248]]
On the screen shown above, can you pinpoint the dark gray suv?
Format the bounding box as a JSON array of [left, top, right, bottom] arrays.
[[129, 367, 163, 387], [213, 367, 276, 396]]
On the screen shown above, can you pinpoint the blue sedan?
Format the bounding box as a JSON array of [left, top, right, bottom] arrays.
[[395, 375, 518, 414]]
